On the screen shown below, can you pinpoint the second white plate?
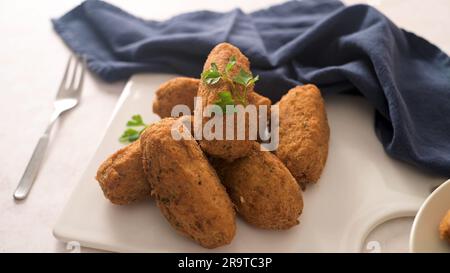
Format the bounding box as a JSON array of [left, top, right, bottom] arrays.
[[410, 179, 450, 253]]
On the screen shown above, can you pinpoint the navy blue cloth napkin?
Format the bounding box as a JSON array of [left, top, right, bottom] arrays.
[[53, 0, 450, 176]]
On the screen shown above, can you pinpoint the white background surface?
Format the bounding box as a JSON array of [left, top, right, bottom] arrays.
[[0, 0, 449, 253]]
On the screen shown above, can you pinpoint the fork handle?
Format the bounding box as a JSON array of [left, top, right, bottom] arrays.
[[14, 133, 50, 200]]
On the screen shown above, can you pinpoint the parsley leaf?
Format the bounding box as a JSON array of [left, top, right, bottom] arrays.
[[225, 56, 236, 73], [119, 128, 140, 143], [201, 62, 221, 85], [214, 91, 235, 113], [119, 115, 148, 144], [126, 114, 145, 126], [204, 72, 221, 85], [250, 74, 260, 85], [233, 69, 258, 87]]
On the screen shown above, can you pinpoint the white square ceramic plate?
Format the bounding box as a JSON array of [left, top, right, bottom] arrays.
[[53, 74, 445, 252]]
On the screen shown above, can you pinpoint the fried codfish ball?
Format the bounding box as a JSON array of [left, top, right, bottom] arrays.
[[152, 77, 199, 118], [211, 143, 303, 229], [197, 43, 254, 161], [140, 118, 236, 249], [439, 210, 450, 243], [275, 84, 330, 189], [95, 140, 151, 205]]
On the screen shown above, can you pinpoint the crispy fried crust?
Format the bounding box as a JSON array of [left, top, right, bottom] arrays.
[[439, 210, 450, 243], [140, 118, 236, 248], [211, 143, 303, 229], [152, 77, 200, 118], [249, 92, 271, 139], [275, 84, 330, 188], [95, 140, 151, 205], [197, 43, 254, 161], [249, 92, 271, 108]]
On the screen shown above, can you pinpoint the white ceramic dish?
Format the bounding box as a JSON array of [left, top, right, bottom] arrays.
[[410, 179, 450, 253], [53, 74, 446, 252]]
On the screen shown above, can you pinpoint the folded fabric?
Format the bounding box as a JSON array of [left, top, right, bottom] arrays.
[[52, 0, 450, 176]]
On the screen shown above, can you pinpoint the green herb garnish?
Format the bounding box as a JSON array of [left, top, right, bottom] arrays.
[[225, 56, 236, 74], [214, 91, 235, 113], [201, 56, 259, 111], [119, 114, 148, 143], [201, 63, 221, 85], [233, 69, 259, 87], [126, 114, 145, 127]]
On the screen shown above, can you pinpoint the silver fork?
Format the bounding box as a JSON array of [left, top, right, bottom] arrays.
[[14, 55, 85, 200]]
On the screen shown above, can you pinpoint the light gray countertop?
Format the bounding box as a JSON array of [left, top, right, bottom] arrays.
[[0, 0, 448, 253]]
